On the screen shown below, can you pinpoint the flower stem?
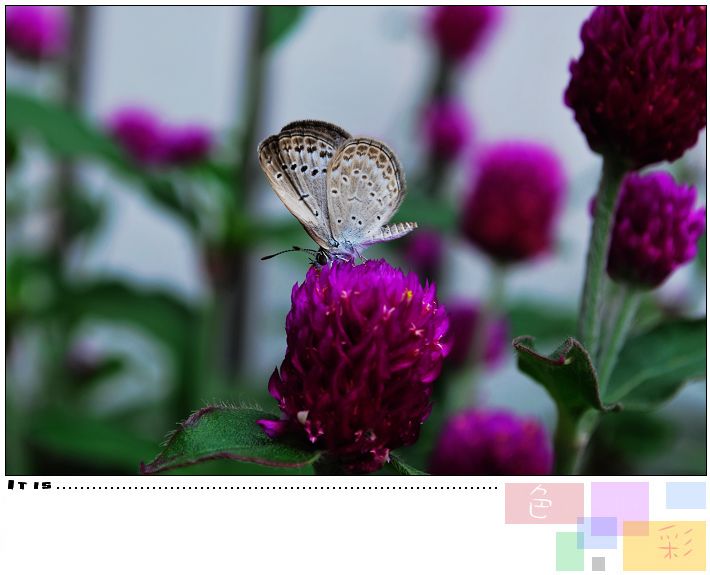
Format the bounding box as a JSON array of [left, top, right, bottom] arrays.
[[558, 157, 627, 475], [553, 408, 579, 474], [597, 285, 640, 392], [577, 157, 628, 360], [467, 264, 506, 392], [554, 409, 597, 474]]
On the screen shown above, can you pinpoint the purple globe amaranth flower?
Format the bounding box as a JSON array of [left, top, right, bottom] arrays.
[[426, 6, 501, 64], [606, 171, 705, 288], [403, 229, 445, 281], [565, 6, 707, 168], [107, 107, 169, 166], [429, 409, 553, 475], [164, 125, 213, 165], [259, 259, 450, 474], [460, 141, 566, 263], [422, 100, 473, 162], [6, 6, 68, 62], [445, 300, 508, 369]]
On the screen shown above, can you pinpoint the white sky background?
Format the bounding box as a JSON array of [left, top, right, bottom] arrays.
[[8, 7, 706, 434]]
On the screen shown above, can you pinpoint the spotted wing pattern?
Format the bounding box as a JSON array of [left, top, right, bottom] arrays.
[[258, 121, 350, 249], [325, 137, 415, 248]]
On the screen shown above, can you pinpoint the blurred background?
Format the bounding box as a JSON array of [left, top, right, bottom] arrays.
[[6, 6, 706, 475]]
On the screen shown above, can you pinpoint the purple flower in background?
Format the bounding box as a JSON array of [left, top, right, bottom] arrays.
[[565, 6, 706, 168], [606, 172, 705, 289], [108, 107, 212, 167], [107, 107, 168, 166], [429, 409, 553, 475], [422, 100, 473, 162], [164, 125, 213, 165], [460, 141, 566, 263], [426, 6, 501, 64], [259, 259, 450, 474], [6, 6, 68, 62], [445, 300, 508, 369], [404, 229, 444, 281]]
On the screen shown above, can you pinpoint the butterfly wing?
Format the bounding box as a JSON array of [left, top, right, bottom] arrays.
[[258, 120, 351, 249], [326, 137, 416, 249]]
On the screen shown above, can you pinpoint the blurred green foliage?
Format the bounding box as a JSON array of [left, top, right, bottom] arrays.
[[264, 6, 305, 48]]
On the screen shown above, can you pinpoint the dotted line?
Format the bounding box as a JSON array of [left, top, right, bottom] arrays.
[[56, 486, 499, 491]]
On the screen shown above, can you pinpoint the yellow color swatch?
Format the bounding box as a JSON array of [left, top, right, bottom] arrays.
[[624, 521, 706, 571]]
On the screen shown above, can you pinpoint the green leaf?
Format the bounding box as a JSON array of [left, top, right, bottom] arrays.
[[264, 6, 306, 49], [514, 336, 619, 416], [594, 411, 675, 459], [141, 406, 320, 474], [7, 89, 122, 164], [604, 318, 706, 410], [28, 408, 158, 472], [162, 458, 315, 476], [507, 302, 577, 341], [388, 453, 429, 476]]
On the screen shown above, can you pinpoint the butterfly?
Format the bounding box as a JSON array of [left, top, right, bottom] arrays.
[[258, 120, 417, 264]]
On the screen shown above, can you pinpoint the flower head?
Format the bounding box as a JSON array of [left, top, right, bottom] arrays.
[[6, 6, 68, 62], [565, 6, 706, 168], [107, 107, 168, 166], [460, 141, 566, 263], [445, 300, 508, 369], [605, 171, 705, 288], [164, 125, 213, 165], [426, 6, 501, 64], [403, 229, 444, 281], [259, 259, 450, 474], [108, 107, 212, 167], [429, 409, 553, 475], [422, 100, 473, 162]]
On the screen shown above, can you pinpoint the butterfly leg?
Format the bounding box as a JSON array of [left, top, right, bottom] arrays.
[[358, 251, 368, 263]]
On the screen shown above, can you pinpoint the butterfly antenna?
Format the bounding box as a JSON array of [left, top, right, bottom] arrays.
[[261, 246, 315, 261]]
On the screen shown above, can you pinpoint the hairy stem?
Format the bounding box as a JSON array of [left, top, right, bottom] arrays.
[[597, 285, 640, 393], [577, 157, 627, 360], [559, 157, 627, 474]]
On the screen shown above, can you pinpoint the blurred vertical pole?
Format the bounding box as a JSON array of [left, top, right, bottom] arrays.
[[220, 6, 267, 378], [55, 6, 91, 258]]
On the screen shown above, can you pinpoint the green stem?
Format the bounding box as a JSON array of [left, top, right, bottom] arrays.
[[597, 286, 640, 392], [554, 409, 598, 475], [558, 157, 627, 474], [553, 408, 579, 474], [577, 157, 628, 360]]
